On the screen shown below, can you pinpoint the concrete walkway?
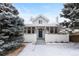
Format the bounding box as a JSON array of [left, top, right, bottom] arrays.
[[35, 38, 45, 45], [18, 43, 79, 56]]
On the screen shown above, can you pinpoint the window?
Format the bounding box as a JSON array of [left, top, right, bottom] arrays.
[[27, 27, 31, 34], [28, 29, 31, 33], [27, 27, 35, 34], [50, 27, 53, 33], [39, 20, 42, 24], [55, 27, 58, 33]]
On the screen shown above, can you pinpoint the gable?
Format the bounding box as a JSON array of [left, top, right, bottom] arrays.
[[32, 15, 49, 24]]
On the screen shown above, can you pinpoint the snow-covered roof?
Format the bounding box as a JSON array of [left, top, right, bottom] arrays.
[[72, 29, 79, 33], [31, 15, 49, 23], [25, 24, 58, 27]]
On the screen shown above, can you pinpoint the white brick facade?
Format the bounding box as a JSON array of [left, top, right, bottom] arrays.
[[24, 15, 69, 43]]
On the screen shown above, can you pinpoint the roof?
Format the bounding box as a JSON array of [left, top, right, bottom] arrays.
[[31, 15, 49, 22], [25, 24, 58, 27]]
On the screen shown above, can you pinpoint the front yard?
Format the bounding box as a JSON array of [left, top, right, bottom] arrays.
[[18, 43, 79, 56]]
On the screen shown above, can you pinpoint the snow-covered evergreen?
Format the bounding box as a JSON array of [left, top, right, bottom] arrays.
[[0, 3, 24, 55], [60, 3, 79, 33]]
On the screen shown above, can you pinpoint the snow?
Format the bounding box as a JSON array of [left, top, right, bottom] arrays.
[[72, 29, 79, 33], [18, 43, 79, 56]]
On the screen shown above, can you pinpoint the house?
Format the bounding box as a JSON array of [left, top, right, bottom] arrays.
[[24, 15, 69, 43]]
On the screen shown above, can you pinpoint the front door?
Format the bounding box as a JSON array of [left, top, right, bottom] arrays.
[[38, 29, 43, 38], [36, 28, 45, 44]]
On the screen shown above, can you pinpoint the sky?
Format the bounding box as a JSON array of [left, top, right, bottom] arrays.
[[13, 3, 67, 24]]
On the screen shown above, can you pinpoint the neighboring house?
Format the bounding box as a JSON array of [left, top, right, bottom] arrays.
[[24, 15, 69, 43]]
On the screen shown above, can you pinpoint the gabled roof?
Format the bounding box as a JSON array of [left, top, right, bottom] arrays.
[[31, 15, 49, 22]]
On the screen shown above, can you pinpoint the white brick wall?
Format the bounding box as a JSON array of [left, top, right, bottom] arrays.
[[24, 34, 37, 43], [24, 34, 69, 43], [45, 34, 69, 43]]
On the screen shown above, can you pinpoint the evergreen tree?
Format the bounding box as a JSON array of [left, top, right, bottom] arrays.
[[60, 3, 79, 29], [0, 3, 24, 55], [60, 20, 70, 28]]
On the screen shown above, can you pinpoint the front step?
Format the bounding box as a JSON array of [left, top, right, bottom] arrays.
[[35, 38, 46, 45]]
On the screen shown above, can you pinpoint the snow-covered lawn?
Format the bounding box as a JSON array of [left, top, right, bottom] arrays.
[[18, 43, 79, 56]]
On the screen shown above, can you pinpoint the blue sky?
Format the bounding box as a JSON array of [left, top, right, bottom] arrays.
[[13, 3, 65, 24]]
